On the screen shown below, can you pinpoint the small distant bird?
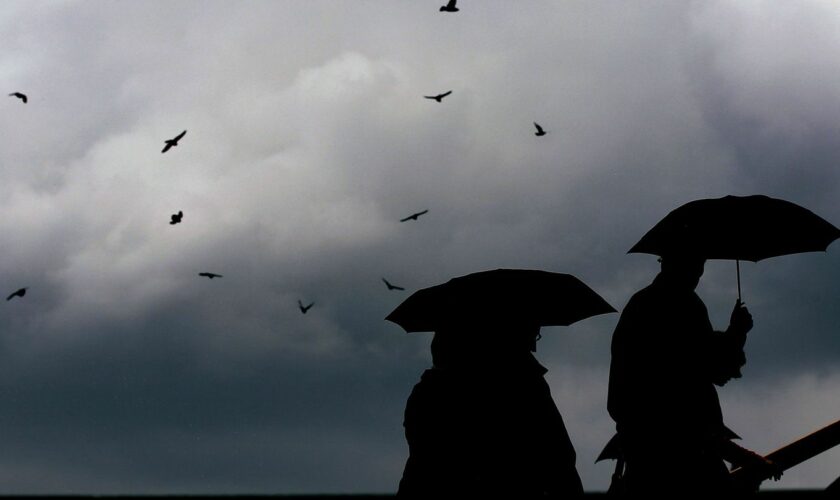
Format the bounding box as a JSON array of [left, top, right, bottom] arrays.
[[8, 92, 27, 103], [440, 0, 459, 12], [6, 287, 27, 301], [162, 130, 187, 153], [298, 300, 314, 314], [198, 272, 223, 279], [400, 210, 429, 222], [170, 210, 183, 225], [382, 278, 405, 291], [424, 91, 452, 103], [534, 122, 547, 137]]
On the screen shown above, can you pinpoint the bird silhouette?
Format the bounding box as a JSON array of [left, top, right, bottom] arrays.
[[162, 130, 187, 153], [298, 300, 314, 314], [534, 122, 547, 136], [400, 210, 429, 222], [382, 278, 405, 291], [440, 0, 459, 12], [8, 92, 27, 103], [6, 287, 27, 301], [198, 272, 223, 279], [424, 91, 452, 103], [170, 210, 183, 225]]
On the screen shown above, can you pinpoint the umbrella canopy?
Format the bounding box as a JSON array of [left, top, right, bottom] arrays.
[[385, 269, 616, 333], [629, 195, 839, 261]]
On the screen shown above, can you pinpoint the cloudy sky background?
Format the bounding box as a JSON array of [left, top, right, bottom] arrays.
[[0, 0, 838, 494]]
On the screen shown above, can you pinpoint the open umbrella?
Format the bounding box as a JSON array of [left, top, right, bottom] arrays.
[[385, 269, 615, 333], [629, 195, 840, 299]]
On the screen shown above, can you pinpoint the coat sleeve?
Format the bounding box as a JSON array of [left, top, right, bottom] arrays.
[[537, 378, 585, 497], [708, 330, 747, 386]]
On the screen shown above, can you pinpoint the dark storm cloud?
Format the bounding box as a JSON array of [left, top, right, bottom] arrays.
[[680, 2, 840, 378], [687, 5, 840, 207], [0, 301, 421, 494]]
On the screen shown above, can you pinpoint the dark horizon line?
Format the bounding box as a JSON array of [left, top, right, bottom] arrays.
[[0, 489, 827, 498]]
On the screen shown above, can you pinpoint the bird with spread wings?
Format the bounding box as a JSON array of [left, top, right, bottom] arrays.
[[382, 278, 405, 291], [6, 287, 27, 301], [401, 210, 429, 222], [440, 0, 459, 12], [424, 91, 452, 103], [162, 130, 187, 153]]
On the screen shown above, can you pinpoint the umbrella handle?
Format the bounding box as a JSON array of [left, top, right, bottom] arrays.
[[736, 259, 742, 302]]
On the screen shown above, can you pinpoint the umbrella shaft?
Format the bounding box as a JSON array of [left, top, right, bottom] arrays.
[[736, 260, 741, 302]]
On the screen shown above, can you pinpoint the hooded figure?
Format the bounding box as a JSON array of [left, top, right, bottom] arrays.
[[397, 319, 584, 498]]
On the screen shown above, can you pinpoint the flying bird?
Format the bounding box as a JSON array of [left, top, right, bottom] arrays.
[[440, 0, 459, 12], [162, 130, 187, 153], [382, 278, 405, 291], [6, 287, 27, 301], [534, 122, 547, 137], [400, 210, 429, 222], [8, 92, 27, 103], [298, 300, 314, 314], [170, 210, 183, 225], [198, 272, 223, 279], [424, 91, 452, 103]]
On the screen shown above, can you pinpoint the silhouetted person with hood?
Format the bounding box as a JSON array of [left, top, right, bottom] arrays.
[[607, 250, 780, 494], [397, 319, 583, 498]]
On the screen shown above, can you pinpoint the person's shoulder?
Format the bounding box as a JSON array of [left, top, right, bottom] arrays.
[[408, 369, 453, 403], [419, 368, 447, 383], [624, 282, 659, 310]]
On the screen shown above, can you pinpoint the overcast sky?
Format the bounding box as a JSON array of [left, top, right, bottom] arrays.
[[0, 0, 838, 494]]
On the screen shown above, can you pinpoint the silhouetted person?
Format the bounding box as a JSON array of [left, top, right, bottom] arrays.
[[424, 91, 452, 103], [440, 0, 459, 12], [383, 278, 405, 291], [198, 272, 222, 279], [8, 92, 27, 103], [170, 210, 183, 225], [607, 251, 779, 494], [400, 210, 428, 222], [534, 122, 547, 137], [162, 130, 187, 153], [6, 287, 27, 301], [398, 320, 583, 498], [298, 300, 314, 314]]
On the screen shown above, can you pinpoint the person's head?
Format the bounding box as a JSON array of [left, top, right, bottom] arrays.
[[488, 319, 541, 354], [430, 320, 541, 369], [522, 323, 542, 353], [430, 327, 471, 369], [659, 253, 706, 291]]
